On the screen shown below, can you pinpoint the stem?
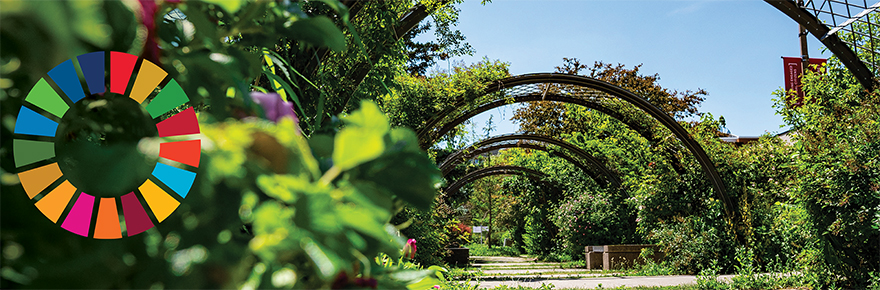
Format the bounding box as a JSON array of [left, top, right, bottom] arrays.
[[319, 166, 342, 185], [351, 249, 371, 278]]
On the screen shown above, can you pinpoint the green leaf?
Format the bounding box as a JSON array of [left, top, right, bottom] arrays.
[[257, 175, 296, 203], [70, 0, 111, 47], [308, 134, 334, 159], [358, 152, 440, 211], [348, 181, 394, 214], [334, 129, 384, 170], [389, 128, 422, 153], [403, 274, 441, 290], [312, 0, 350, 20], [294, 192, 342, 235], [391, 269, 433, 284], [342, 100, 389, 130], [333, 101, 389, 170], [263, 49, 321, 90], [301, 238, 340, 279], [203, 0, 245, 13], [427, 265, 448, 281], [255, 174, 324, 204], [337, 202, 391, 242], [285, 16, 347, 52], [261, 69, 305, 119]]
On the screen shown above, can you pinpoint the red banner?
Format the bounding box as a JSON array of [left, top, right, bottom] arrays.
[[783, 57, 826, 107]]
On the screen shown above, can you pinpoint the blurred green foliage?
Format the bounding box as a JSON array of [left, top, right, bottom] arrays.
[[201, 103, 442, 289], [1, 0, 456, 289]]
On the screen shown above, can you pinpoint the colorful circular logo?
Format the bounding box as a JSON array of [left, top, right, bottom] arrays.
[[13, 51, 200, 239]]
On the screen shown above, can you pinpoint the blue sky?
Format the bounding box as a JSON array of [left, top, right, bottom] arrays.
[[431, 0, 832, 137]]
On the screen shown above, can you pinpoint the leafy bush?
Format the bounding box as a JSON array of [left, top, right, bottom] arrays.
[[631, 248, 675, 276], [393, 207, 448, 267], [551, 190, 635, 259], [649, 214, 733, 275], [441, 219, 473, 248], [522, 208, 556, 258], [772, 35, 880, 287]]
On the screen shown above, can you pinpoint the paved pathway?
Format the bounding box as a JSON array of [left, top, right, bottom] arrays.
[[473, 263, 562, 268], [470, 256, 539, 263], [460, 256, 734, 289], [474, 275, 735, 289], [479, 268, 599, 274]]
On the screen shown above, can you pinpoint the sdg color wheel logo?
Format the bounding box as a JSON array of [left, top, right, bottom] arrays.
[[13, 51, 201, 239]]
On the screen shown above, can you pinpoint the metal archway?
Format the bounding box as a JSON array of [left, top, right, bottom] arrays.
[[439, 134, 622, 188], [419, 73, 734, 220], [425, 93, 687, 174], [443, 142, 606, 186], [444, 165, 553, 196], [428, 94, 656, 144], [767, 0, 878, 90]]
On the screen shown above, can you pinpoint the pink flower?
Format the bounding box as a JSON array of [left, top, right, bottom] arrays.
[[138, 0, 161, 64], [250, 92, 299, 124], [433, 286, 441, 289], [402, 239, 417, 259]]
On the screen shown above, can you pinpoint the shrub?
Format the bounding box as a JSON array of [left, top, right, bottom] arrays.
[[394, 207, 448, 267], [773, 46, 880, 287], [551, 190, 636, 259], [443, 219, 472, 248], [522, 208, 555, 257], [649, 215, 733, 275]]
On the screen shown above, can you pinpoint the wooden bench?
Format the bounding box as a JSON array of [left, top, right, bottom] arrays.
[[585, 244, 663, 270]]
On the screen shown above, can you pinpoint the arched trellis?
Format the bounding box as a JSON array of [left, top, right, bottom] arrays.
[[443, 142, 607, 186], [418, 73, 734, 220], [439, 133, 622, 188], [443, 165, 554, 196], [428, 94, 656, 144], [423, 93, 687, 174], [766, 0, 878, 90]]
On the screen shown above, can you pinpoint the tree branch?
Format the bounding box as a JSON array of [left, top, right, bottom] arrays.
[[331, 1, 449, 115]]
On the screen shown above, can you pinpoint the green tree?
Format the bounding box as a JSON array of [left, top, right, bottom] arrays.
[[258, 0, 476, 132], [774, 47, 880, 287], [513, 58, 707, 137]]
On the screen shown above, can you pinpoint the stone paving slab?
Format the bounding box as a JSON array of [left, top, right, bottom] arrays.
[[466, 273, 608, 280], [471, 263, 565, 268], [473, 275, 737, 288], [470, 256, 539, 263], [479, 268, 599, 275]]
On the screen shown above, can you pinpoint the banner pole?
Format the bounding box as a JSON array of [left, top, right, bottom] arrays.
[[798, 0, 810, 75]]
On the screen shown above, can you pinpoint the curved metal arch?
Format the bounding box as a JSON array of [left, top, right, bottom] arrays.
[[429, 94, 656, 145], [431, 95, 687, 175], [439, 134, 622, 188], [444, 165, 552, 196], [441, 143, 606, 186], [766, 0, 877, 90], [419, 73, 734, 220]]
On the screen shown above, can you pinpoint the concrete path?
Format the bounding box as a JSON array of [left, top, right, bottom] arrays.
[[472, 263, 562, 268], [479, 268, 599, 275], [474, 275, 735, 289], [470, 256, 539, 263], [458, 255, 736, 289]]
